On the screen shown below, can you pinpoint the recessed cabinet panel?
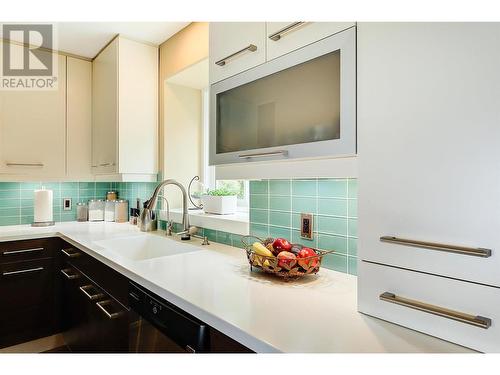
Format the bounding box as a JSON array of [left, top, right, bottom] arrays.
[[216, 51, 341, 154], [266, 22, 355, 60]]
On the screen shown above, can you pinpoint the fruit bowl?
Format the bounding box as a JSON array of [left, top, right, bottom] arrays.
[[241, 235, 334, 279]]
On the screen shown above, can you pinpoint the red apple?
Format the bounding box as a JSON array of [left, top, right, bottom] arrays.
[[272, 238, 292, 256], [297, 247, 319, 269], [277, 251, 297, 268]]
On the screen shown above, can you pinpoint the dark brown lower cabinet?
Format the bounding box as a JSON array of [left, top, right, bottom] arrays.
[[1, 237, 251, 353], [0, 238, 60, 349], [60, 252, 129, 353]]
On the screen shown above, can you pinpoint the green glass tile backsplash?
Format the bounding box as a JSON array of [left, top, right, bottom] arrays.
[[249, 178, 358, 276], [0, 181, 158, 225], [0, 178, 359, 277]]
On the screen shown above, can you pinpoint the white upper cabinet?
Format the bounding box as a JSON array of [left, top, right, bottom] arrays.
[[357, 23, 500, 287], [209, 23, 266, 84], [0, 50, 66, 178], [92, 36, 158, 181], [67, 57, 92, 180], [266, 22, 355, 60]]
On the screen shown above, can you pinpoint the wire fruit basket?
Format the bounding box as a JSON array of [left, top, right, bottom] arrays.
[[241, 235, 334, 279]]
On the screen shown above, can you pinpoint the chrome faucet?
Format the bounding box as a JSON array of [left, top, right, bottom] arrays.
[[139, 179, 191, 239]]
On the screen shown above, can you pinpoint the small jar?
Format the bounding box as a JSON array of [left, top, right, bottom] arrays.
[[114, 200, 128, 223], [104, 200, 116, 222], [106, 191, 118, 201], [88, 199, 105, 221], [76, 202, 88, 222]]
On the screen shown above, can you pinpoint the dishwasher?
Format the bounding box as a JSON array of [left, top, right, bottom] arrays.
[[128, 282, 210, 353]]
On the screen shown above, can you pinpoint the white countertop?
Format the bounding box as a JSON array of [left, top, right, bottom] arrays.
[[0, 222, 472, 353]]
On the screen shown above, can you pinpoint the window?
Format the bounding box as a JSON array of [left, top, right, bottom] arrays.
[[216, 179, 249, 209]]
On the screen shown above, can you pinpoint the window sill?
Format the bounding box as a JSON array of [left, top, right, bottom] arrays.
[[158, 208, 249, 236]]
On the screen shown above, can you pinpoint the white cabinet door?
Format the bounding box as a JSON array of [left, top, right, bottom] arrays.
[[118, 38, 158, 175], [92, 37, 118, 175], [67, 57, 92, 179], [209, 22, 266, 83], [266, 22, 355, 60], [357, 23, 500, 287], [0, 53, 66, 178]]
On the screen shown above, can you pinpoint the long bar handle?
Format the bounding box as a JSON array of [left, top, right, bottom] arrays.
[[80, 285, 105, 301], [269, 22, 306, 41], [3, 247, 44, 256], [5, 162, 44, 167], [380, 236, 492, 258], [215, 44, 257, 67], [380, 292, 491, 329], [2, 266, 44, 276], [96, 300, 121, 319], [61, 248, 81, 258], [238, 150, 289, 159], [60, 268, 80, 280]]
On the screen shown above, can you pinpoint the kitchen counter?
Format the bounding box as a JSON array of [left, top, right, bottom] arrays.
[[0, 222, 473, 353]]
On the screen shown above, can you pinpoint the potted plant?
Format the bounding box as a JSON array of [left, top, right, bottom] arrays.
[[201, 188, 238, 215]]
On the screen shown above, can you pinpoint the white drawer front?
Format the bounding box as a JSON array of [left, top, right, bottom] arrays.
[[266, 22, 355, 60], [358, 261, 500, 352]]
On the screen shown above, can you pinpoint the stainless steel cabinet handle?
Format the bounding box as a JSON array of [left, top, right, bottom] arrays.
[[380, 292, 492, 329], [2, 266, 44, 276], [3, 247, 44, 256], [96, 300, 121, 319], [5, 162, 44, 167], [61, 248, 81, 258], [60, 268, 80, 280], [238, 150, 289, 159], [80, 285, 105, 301], [215, 44, 257, 67], [380, 236, 492, 258], [185, 345, 196, 353], [268, 22, 306, 41]]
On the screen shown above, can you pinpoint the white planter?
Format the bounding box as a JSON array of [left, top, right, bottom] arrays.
[[201, 195, 237, 215]]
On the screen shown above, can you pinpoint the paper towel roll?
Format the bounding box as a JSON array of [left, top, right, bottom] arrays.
[[34, 189, 53, 223]]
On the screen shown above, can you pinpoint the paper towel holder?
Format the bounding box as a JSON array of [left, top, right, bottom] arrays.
[[32, 221, 55, 227]]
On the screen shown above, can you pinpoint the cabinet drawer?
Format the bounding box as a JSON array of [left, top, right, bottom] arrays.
[[0, 258, 54, 311], [359, 233, 499, 287], [61, 246, 129, 307], [266, 22, 355, 60], [209, 22, 266, 83], [358, 261, 500, 352], [0, 238, 57, 263]]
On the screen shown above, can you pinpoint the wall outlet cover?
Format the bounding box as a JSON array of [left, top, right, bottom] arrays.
[[300, 213, 313, 239], [63, 198, 72, 211]]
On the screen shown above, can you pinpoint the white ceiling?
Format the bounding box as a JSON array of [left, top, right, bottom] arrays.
[[0, 22, 190, 58]]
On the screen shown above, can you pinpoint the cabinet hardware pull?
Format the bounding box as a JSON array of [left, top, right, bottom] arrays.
[[99, 162, 112, 166], [5, 162, 44, 167], [80, 285, 105, 301], [379, 292, 491, 329], [379, 236, 492, 258], [215, 44, 257, 67], [185, 345, 196, 353], [61, 248, 81, 258], [238, 150, 289, 159], [96, 300, 121, 319], [3, 247, 43, 256], [60, 268, 80, 280], [2, 266, 44, 276], [268, 22, 306, 41]]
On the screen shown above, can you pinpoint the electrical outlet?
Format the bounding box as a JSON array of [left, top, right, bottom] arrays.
[[63, 198, 72, 211], [300, 213, 313, 239]]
